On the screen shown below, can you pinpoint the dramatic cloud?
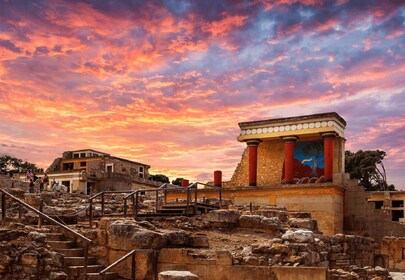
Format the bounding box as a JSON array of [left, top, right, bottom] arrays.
[[0, 0, 404, 187]]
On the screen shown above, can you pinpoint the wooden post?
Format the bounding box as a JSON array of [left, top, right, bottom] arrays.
[[131, 251, 136, 280], [101, 193, 105, 216], [89, 199, 93, 228], [38, 200, 43, 228], [1, 192, 6, 225], [124, 198, 127, 217], [155, 190, 159, 213], [84, 242, 88, 280], [135, 192, 139, 218]]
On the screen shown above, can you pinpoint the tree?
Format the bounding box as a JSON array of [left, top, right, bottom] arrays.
[[171, 178, 184, 186], [149, 174, 170, 183], [345, 150, 395, 191], [0, 154, 43, 176]]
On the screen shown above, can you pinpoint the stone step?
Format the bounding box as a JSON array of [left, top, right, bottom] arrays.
[[56, 248, 85, 257], [66, 264, 105, 276], [45, 232, 65, 241], [48, 240, 75, 249], [64, 256, 97, 266], [86, 272, 118, 280]]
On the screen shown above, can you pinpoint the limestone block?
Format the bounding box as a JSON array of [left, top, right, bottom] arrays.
[[216, 250, 233, 265], [108, 249, 153, 280], [256, 209, 288, 222], [28, 231, 47, 244], [252, 242, 273, 254], [239, 215, 281, 230], [282, 229, 314, 243], [108, 220, 166, 250], [20, 253, 38, 267], [270, 243, 290, 255], [191, 234, 209, 248], [164, 231, 192, 247], [49, 271, 68, 280], [243, 256, 259, 265], [204, 210, 240, 227], [288, 218, 318, 231], [158, 271, 199, 280]]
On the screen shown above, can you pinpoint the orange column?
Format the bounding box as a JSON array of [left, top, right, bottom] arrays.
[[283, 136, 298, 184], [247, 140, 261, 187], [323, 133, 336, 182], [214, 170, 222, 187]]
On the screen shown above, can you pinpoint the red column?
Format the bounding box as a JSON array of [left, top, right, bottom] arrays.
[[214, 170, 222, 187], [323, 133, 336, 182], [283, 136, 298, 184], [181, 179, 189, 187], [247, 140, 261, 187]]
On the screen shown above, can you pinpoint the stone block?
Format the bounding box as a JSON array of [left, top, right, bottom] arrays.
[[164, 231, 192, 248], [108, 219, 166, 250], [289, 218, 318, 231], [191, 234, 209, 248], [239, 215, 281, 230], [204, 210, 240, 227], [158, 271, 199, 280], [216, 250, 233, 266], [282, 229, 314, 243], [20, 253, 38, 267]]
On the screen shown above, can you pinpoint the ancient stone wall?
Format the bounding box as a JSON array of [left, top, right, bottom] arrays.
[[381, 237, 405, 271], [227, 141, 284, 188], [344, 179, 405, 241], [0, 228, 66, 279]]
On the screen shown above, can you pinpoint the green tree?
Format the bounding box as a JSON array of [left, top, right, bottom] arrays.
[[0, 154, 43, 175], [149, 174, 170, 183], [171, 177, 184, 186], [345, 150, 395, 191]]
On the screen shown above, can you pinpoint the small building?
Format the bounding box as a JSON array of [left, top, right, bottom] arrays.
[[45, 149, 158, 194]]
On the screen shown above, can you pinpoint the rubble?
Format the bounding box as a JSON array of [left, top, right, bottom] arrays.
[[0, 178, 394, 279]]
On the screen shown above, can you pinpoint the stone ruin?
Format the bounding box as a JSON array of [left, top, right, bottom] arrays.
[[0, 175, 393, 280]]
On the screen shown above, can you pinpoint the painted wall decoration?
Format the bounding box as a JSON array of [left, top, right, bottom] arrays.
[[282, 140, 325, 180]]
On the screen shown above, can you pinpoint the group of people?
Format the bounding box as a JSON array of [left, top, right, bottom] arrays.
[[26, 171, 65, 193]]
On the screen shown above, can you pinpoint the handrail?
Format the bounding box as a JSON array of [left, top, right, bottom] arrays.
[[89, 191, 134, 228], [98, 249, 155, 280], [185, 182, 222, 215], [0, 188, 91, 280], [123, 183, 184, 217]]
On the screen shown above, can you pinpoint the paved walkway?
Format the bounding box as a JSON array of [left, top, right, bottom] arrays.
[[391, 272, 405, 279]]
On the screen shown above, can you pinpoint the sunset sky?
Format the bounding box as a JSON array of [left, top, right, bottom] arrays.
[[0, 0, 404, 188]]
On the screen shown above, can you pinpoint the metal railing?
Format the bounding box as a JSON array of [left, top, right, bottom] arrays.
[[0, 188, 92, 280], [98, 249, 156, 280], [123, 182, 222, 217], [123, 183, 180, 217], [88, 191, 134, 228], [186, 182, 222, 215]]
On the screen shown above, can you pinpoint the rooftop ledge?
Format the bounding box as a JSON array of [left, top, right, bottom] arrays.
[[237, 112, 346, 141]]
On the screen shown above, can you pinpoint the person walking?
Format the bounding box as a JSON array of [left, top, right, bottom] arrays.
[[29, 179, 35, 193], [43, 173, 49, 190]]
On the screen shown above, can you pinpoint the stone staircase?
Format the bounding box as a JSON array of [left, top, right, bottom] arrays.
[[45, 232, 118, 280], [136, 202, 219, 220]]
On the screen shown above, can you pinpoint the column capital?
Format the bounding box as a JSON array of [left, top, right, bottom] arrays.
[[321, 132, 337, 139], [282, 136, 299, 143], [245, 139, 262, 146]]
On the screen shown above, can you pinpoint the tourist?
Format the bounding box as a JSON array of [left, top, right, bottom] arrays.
[[53, 181, 61, 192], [39, 177, 44, 193], [29, 179, 35, 193], [43, 172, 49, 190], [26, 170, 33, 181]]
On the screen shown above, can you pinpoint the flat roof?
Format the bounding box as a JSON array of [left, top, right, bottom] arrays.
[[239, 112, 346, 128]]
